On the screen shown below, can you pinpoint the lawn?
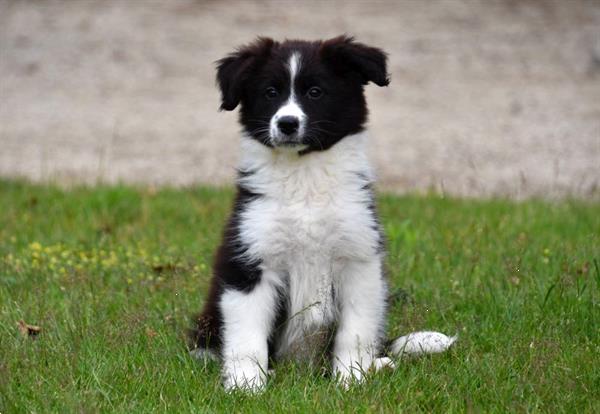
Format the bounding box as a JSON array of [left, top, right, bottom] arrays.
[[0, 180, 598, 413]]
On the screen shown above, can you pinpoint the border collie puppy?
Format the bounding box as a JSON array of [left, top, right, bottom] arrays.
[[189, 36, 455, 392]]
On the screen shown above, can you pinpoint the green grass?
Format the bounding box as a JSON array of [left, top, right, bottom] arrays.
[[0, 179, 598, 413]]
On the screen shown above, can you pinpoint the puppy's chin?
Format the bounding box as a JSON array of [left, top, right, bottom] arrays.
[[273, 143, 309, 154], [270, 135, 308, 153]]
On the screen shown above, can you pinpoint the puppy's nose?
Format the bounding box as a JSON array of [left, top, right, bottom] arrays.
[[277, 116, 299, 135]]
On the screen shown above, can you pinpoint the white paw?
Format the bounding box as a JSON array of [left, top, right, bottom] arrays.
[[334, 368, 363, 389], [372, 356, 396, 371], [222, 359, 267, 393], [334, 355, 397, 389], [333, 358, 368, 389]]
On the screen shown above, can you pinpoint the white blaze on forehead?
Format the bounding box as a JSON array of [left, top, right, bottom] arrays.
[[270, 51, 306, 142], [288, 52, 301, 92], [278, 52, 303, 117]]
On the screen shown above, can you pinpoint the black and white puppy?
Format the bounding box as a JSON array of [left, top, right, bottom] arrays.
[[189, 36, 455, 392]]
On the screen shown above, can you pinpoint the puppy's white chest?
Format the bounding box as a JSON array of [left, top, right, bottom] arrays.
[[267, 203, 341, 263], [242, 193, 371, 267]]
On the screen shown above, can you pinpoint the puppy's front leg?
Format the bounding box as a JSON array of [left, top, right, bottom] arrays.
[[333, 258, 388, 387], [220, 271, 280, 393]]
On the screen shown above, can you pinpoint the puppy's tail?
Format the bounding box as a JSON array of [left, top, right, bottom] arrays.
[[386, 331, 458, 357]]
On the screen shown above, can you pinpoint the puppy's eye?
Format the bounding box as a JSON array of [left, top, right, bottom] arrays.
[[307, 86, 323, 99], [265, 87, 279, 100]]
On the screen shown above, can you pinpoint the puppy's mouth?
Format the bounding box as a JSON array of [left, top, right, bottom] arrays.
[[277, 138, 302, 147], [270, 133, 306, 149]]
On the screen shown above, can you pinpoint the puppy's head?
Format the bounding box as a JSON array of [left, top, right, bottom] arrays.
[[216, 36, 389, 153]]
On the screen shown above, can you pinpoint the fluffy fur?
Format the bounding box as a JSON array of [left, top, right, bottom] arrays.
[[189, 36, 447, 393]]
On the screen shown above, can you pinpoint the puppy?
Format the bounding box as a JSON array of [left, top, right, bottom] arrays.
[[189, 36, 455, 392]]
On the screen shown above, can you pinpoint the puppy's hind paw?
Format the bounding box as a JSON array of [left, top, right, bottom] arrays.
[[189, 348, 219, 364], [371, 356, 396, 372]]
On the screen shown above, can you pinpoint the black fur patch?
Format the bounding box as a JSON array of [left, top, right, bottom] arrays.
[[216, 35, 389, 153]]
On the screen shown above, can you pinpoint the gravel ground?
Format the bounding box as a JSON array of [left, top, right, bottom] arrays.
[[1, 0, 599, 198]]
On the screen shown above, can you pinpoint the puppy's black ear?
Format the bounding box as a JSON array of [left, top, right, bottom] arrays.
[[321, 35, 390, 87], [216, 37, 274, 111]]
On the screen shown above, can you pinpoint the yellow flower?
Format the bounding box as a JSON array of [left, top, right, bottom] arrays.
[[29, 242, 42, 251]]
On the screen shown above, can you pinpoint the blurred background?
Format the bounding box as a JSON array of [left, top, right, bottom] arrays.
[[0, 0, 598, 198]]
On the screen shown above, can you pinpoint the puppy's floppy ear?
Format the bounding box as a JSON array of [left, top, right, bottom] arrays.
[[321, 35, 390, 87], [216, 37, 275, 111]]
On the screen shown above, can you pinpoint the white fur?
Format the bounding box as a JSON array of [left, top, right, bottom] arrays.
[[225, 132, 386, 387], [390, 331, 458, 357], [269, 53, 306, 145]]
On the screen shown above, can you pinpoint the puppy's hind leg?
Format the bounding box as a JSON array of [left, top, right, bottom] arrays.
[[188, 293, 222, 365]]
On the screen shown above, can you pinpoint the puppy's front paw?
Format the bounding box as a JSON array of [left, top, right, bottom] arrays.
[[222, 359, 267, 393], [333, 356, 395, 389], [333, 359, 366, 389]]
